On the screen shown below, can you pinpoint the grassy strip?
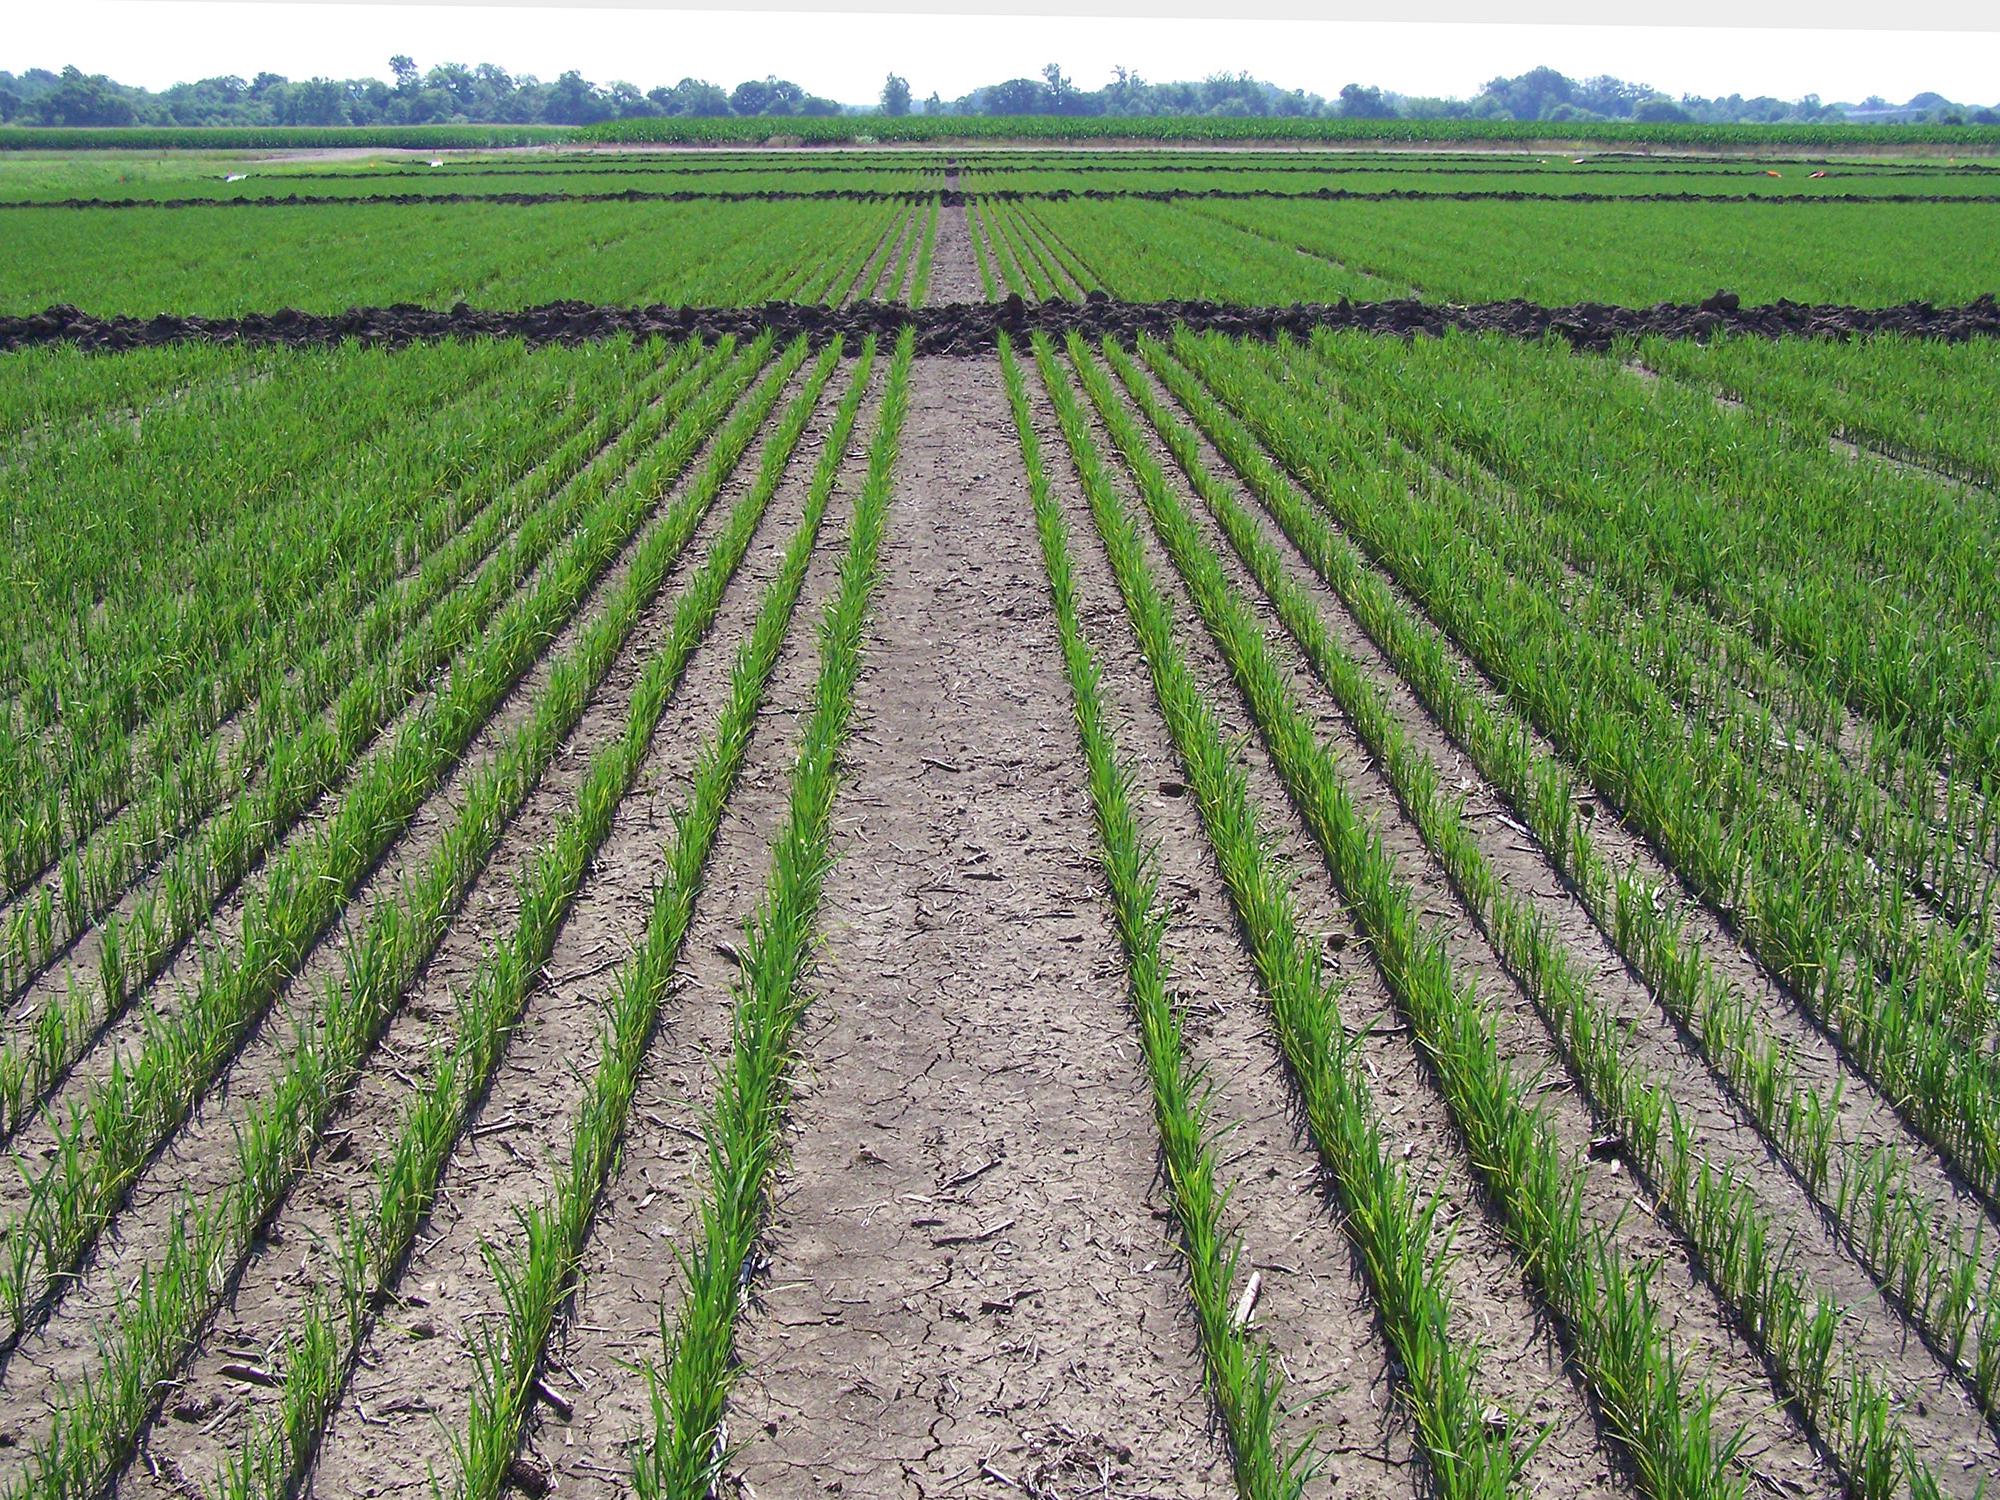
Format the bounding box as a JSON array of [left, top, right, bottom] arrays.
[[0, 337, 785, 1351], [2, 334, 811, 1500], [203, 339, 867, 1500], [1021, 332, 1521, 1500], [1037, 331, 1744, 1500], [1091, 337, 1935, 1496], [629, 330, 913, 1498], [0, 340, 713, 1139], [998, 336, 1298, 1497]]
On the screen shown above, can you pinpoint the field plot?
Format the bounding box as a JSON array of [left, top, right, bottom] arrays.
[[1, 144, 1998, 1500]]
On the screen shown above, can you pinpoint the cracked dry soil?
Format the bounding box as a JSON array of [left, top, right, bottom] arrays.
[[721, 356, 1229, 1496]]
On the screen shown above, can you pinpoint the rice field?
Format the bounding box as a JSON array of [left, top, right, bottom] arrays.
[[1, 144, 1998, 1500]]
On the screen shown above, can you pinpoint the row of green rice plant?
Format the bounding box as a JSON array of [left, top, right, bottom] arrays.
[[0, 341, 498, 726], [964, 200, 999, 299], [0, 338, 795, 1351], [1330, 330, 2000, 807], [1366, 342, 2000, 972], [0, 338, 685, 1018], [0, 200, 861, 921], [1623, 342, 2000, 894], [213, 335, 867, 1500], [982, 200, 1074, 299], [1641, 333, 2000, 490], [2, 197, 907, 318], [1134, 332, 2000, 1425], [1011, 202, 1104, 297], [1025, 199, 1375, 304], [465, 331, 904, 1500], [1083, 337, 1937, 1495], [996, 333, 1301, 1497], [1033, 332, 1743, 1500], [908, 196, 940, 307], [777, 202, 903, 305], [979, 199, 1062, 301], [0, 221, 872, 1103], [5, 335, 827, 1500], [1022, 330, 1527, 1500], [883, 202, 926, 302], [633, 336, 918, 1496], [218, 336, 854, 1500], [0, 344, 523, 888], [1171, 325, 2000, 1206], [1275, 330, 2000, 1192], [1016, 194, 2000, 307], [0, 341, 723, 1143], [1011, 196, 2000, 951], [0, 342, 252, 452], [1277, 336, 2000, 1042], [1162, 327, 2000, 1439], [0, 185, 864, 836]]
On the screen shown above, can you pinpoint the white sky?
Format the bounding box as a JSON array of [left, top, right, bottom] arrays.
[[7, 2, 1999, 107]]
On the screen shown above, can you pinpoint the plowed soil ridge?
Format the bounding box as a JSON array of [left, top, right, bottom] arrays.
[[8, 291, 2000, 355], [11, 186, 2000, 209]]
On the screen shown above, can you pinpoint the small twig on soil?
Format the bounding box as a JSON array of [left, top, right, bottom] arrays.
[[545, 954, 624, 988], [533, 1374, 575, 1421], [980, 1460, 1024, 1491], [217, 1362, 280, 1388], [933, 1216, 1016, 1247], [940, 1154, 1004, 1191]]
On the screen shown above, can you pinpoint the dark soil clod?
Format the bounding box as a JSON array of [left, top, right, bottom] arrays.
[[6, 292, 1997, 356]]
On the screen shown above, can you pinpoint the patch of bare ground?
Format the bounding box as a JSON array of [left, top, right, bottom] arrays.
[[925, 201, 989, 306], [1104, 352, 2000, 1489], [721, 356, 1228, 1498], [283, 359, 842, 1500], [0, 359, 813, 1488], [1029, 349, 1630, 1500], [517, 361, 886, 1494]]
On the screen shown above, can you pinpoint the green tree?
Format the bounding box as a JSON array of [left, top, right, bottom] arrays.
[[1339, 82, 1394, 118], [881, 73, 911, 116]]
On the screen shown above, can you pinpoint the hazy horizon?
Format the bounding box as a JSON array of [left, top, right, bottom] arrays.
[[12, 3, 2000, 110]]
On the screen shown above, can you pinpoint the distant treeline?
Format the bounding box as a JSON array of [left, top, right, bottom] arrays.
[[2, 60, 1995, 131]]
